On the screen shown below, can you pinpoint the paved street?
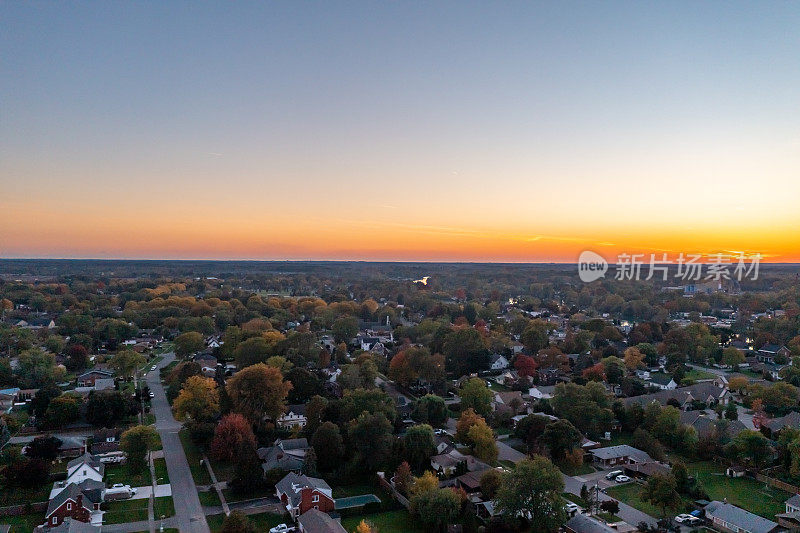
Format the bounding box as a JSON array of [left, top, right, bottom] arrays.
[[147, 353, 210, 533]]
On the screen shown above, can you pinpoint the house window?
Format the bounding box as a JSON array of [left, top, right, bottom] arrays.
[[312, 495, 319, 503], [67, 503, 72, 511], [52, 517, 57, 525], [314, 505, 319, 510]]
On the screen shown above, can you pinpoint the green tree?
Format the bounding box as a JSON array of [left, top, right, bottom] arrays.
[[349, 412, 394, 472], [724, 401, 739, 421], [174, 331, 205, 358], [411, 488, 462, 530], [413, 394, 448, 427], [43, 394, 81, 428], [311, 421, 344, 472], [521, 320, 550, 353], [459, 377, 493, 418], [728, 430, 772, 469], [722, 347, 745, 367], [233, 337, 271, 368], [120, 425, 159, 473], [480, 468, 502, 499], [109, 349, 146, 380], [495, 456, 566, 532], [541, 419, 582, 462], [85, 390, 129, 427], [219, 511, 256, 533], [331, 316, 359, 344], [404, 424, 436, 471], [640, 473, 681, 518]]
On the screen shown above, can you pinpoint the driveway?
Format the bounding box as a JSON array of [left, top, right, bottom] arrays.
[[147, 353, 210, 533], [129, 484, 172, 500], [562, 473, 658, 528]]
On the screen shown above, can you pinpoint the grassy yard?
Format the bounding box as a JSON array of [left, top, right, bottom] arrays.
[[198, 489, 221, 507], [332, 481, 377, 498], [687, 461, 789, 519], [222, 485, 276, 503], [179, 429, 211, 485], [605, 482, 684, 519], [684, 368, 717, 381], [103, 496, 174, 524], [154, 496, 175, 520], [563, 493, 589, 507], [206, 512, 286, 532], [559, 461, 596, 477], [341, 509, 426, 533], [104, 463, 151, 488], [208, 458, 235, 483], [0, 483, 49, 506], [153, 457, 170, 485], [2, 512, 45, 532]]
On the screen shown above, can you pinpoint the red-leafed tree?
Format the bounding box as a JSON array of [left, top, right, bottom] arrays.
[[514, 355, 539, 377], [210, 413, 257, 462], [582, 363, 606, 382]]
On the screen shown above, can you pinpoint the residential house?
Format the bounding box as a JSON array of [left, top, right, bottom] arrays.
[[589, 445, 653, 468], [430, 449, 490, 476], [76, 370, 114, 388], [296, 508, 347, 533], [44, 482, 103, 527], [57, 437, 87, 459], [648, 373, 677, 390], [92, 379, 115, 392], [489, 354, 509, 371], [680, 411, 747, 440], [528, 385, 553, 400], [622, 382, 730, 411], [704, 500, 782, 533], [757, 344, 790, 364], [492, 391, 525, 415], [194, 354, 217, 376], [763, 411, 800, 435], [258, 438, 311, 473], [785, 494, 800, 514], [277, 405, 307, 430], [275, 473, 334, 519], [63, 454, 104, 487]]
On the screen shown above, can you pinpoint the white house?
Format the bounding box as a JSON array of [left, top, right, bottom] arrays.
[[64, 454, 105, 486], [490, 354, 510, 371], [277, 405, 307, 429]]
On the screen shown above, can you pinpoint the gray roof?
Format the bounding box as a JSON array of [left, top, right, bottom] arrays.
[[46, 482, 101, 518], [679, 411, 747, 439], [67, 453, 105, 477], [275, 473, 331, 507], [786, 494, 800, 508], [765, 411, 800, 433], [565, 514, 617, 533], [296, 509, 346, 533], [591, 445, 653, 463], [705, 500, 779, 533]]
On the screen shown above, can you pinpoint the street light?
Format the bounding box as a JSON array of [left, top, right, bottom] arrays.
[[160, 514, 165, 532]]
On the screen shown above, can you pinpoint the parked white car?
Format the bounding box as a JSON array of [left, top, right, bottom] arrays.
[[269, 525, 293, 533], [151, 365, 157, 371], [675, 514, 700, 525], [564, 502, 580, 514], [605, 470, 623, 480], [614, 475, 630, 483]]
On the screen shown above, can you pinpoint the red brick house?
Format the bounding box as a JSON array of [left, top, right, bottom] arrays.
[[45, 482, 103, 527], [275, 473, 334, 519]]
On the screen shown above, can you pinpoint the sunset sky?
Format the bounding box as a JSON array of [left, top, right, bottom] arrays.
[[2, 2, 799, 262]]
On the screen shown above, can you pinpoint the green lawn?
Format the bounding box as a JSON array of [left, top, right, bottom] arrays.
[[0, 484, 49, 506], [1, 511, 45, 532], [222, 485, 276, 503], [604, 432, 634, 448], [341, 510, 426, 533], [563, 493, 589, 507], [198, 489, 221, 507], [208, 458, 235, 483], [559, 461, 596, 476], [332, 481, 376, 498], [596, 512, 622, 523], [684, 368, 716, 381], [605, 482, 684, 519], [154, 496, 175, 520], [103, 496, 174, 524], [104, 463, 151, 488], [179, 429, 212, 485], [206, 512, 286, 532], [687, 461, 790, 519], [153, 457, 170, 485]]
